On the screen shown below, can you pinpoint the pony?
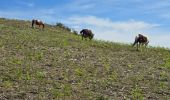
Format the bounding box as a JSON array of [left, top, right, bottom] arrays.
[[80, 29, 94, 40], [132, 34, 149, 50], [32, 19, 44, 29]]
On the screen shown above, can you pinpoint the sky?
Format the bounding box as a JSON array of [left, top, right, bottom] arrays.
[[1, 0, 170, 48]]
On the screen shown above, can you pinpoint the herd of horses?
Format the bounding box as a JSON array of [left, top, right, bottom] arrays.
[[31, 19, 149, 51]]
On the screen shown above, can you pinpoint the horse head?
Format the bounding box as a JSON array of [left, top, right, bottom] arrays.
[[89, 32, 94, 40]]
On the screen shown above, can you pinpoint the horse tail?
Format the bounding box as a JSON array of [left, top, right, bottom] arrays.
[[146, 37, 149, 46], [89, 30, 94, 40]]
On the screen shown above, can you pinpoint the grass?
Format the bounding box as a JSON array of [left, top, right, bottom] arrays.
[[0, 18, 170, 99]]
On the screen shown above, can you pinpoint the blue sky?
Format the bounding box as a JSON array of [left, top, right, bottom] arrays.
[[1, 0, 170, 48]]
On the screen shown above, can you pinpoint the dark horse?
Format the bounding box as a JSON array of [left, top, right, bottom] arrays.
[[132, 34, 149, 50], [80, 29, 94, 40], [32, 19, 44, 29]]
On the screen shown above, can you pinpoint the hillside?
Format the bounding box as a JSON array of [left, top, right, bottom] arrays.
[[0, 18, 170, 100]]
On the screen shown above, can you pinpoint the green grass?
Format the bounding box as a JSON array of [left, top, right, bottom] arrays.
[[0, 18, 170, 99]]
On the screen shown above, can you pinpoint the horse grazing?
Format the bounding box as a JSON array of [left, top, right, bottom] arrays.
[[80, 29, 94, 40], [132, 34, 149, 50], [32, 19, 44, 29]]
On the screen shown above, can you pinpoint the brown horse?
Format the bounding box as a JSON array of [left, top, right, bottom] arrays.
[[133, 34, 149, 50], [32, 19, 44, 29], [80, 29, 94, 40]]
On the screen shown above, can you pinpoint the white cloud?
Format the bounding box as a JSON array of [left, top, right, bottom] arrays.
[[65, 16, 159, 33], [16, 1, 35, 7]]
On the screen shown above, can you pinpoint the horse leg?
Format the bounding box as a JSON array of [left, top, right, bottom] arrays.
[[42, 24, 44, 29], [82, 35, 83, 40], [32, 23, 34, 28], [137, 43, 139, 51], [41, 25, 43, 29], [32, 20, 34, 28]]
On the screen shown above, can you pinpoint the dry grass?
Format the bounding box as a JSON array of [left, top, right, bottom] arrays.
[[0, 18, 170, 100]]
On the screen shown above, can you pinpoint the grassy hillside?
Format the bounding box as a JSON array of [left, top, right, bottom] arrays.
[[0, 18, 170, 100]]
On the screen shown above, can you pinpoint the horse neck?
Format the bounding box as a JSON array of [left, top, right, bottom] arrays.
[[132, 36, 139, 46], [80, 30, 84, 34]]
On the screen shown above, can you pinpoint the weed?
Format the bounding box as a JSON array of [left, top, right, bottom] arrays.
[[130, 85, 144, 100], [75, 68, 84, 76], [164, 59, 170, 69], [127, 64, 133, 69], [16, 67, 23, 80], [36, 71, 46, 80], [2, 81, 13, 89], [159, 82, 167, 90], [1, 18, 170, 99], [96, 95, 108, 100]]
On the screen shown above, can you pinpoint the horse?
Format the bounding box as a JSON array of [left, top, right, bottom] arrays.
[[80, 29, 94, 40], [32, 19, 44, 29], [132, 34, 149, 51]]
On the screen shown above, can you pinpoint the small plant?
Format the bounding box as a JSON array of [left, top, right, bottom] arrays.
[[15, 45, 22, 50], [16, 67, 23, 80], [52, 89, 64, 98], [0, 41, 3, 47], [159, 82, 167, 90], [160, 71, 167, 78], [26, 71, 31, 80], [11, 58, 22, 65], [164, 59, 170, 69], [35, 52, 43, 61], [63, 84, 72, 96], [36, 71, 46, 80], [104, 63, 110, 72], [2, 81, 13, 89], [96, 95, 108, 100], [108, 71, 117, 81], [131, 85, 144, 100], [127, 64, 133, 69], [75, 68, 84, 76], [62, 39, 68, 47]]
